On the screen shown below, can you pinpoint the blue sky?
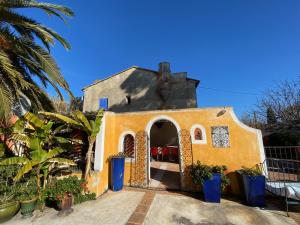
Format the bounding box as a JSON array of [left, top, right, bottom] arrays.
[[25, 0, 300, 117]]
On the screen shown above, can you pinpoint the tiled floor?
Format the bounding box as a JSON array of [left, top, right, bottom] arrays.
[[149, 161, 180, 190]]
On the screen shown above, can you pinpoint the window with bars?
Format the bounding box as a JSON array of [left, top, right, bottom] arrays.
[[123, 134, 135, 158]]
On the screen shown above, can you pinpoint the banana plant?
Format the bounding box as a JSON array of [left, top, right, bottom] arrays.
[[0, 112, 76, 198], [40, 110, 104, 180], [0, 118, 26, 157]]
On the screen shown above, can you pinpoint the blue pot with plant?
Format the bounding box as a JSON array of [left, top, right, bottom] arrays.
[[190, 161, 230, 203], [238, 167, 265, 207], [110, 153, 125, 191]]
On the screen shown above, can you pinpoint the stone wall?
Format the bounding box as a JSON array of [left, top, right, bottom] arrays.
[[83, 63, 198, 112]]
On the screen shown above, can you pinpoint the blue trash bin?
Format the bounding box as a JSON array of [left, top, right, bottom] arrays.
[[110, 157, 125, 191], [202, 173, 221, 203], [242, 175, 265, 207]]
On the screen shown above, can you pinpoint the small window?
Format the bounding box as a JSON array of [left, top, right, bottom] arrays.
[[190, 124, 207, 144], [125, 95, 131, 105], [211, 126, 230, 148], [99, 98, 108, 110], [123, 134, 134, 158], [194, 128, 203, 140]]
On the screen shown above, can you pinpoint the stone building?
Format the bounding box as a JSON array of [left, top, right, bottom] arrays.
[[82, 62, 199, 112]]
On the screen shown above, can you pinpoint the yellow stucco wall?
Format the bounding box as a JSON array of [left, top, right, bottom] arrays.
[[87, 107, 264, 196]]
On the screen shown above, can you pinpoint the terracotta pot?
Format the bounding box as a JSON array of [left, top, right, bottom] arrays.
[[57, 193, 73, 211]]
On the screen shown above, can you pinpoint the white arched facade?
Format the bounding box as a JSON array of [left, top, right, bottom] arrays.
[[118, 130, 136, 161], [190, 124, 207, 144]]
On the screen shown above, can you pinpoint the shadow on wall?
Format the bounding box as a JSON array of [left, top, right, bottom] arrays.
[[106, 65, 196, 113]]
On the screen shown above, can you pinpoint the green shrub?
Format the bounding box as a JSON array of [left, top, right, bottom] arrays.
[[74, 193, 96, 204], [46, 176, 84, 202], [46, 176, 95, 205], [15, 178, 38, 202], [0, 165, 21, 204], [190, 161, 230, 190], [190, 161, 212, 185], [238, 166, 262, 176]]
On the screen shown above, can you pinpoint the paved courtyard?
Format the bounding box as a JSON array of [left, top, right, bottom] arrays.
[[4, 189, 300, 225]]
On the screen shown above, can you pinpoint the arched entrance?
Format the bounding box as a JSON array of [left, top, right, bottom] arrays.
[[146, 116, 181, 190]]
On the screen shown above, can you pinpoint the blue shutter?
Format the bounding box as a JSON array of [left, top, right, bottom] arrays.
[[99, 98, 108, 110]]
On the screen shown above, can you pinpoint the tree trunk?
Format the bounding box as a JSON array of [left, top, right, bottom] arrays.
[[84, 139, 95, 181], [36, 166, 41, 199]]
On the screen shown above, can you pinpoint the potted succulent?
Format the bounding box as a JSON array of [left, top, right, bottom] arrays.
[[238, 166, 265, 207], [110, 153, 126, 191], [190, 161, 230, 203], [16, 178, 38, 218], [0, 165, 20, 223]]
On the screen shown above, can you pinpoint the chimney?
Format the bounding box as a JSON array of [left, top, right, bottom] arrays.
[[158, 62, 171, 74]]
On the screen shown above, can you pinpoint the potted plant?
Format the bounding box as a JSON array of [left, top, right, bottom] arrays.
[[46, 176, 85, 214], [16, 178, 38, 218], [110, 153, 126, 191], [190, 161, 230, 203], [0, 165, 20, 223], [211, 165, 231, 191], [238, 166, 265, 207]]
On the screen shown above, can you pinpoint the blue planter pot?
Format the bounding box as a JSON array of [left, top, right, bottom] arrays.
[[202, 173, 221, 203], [242, 175, 265, 207], [110, 157, 125, 191]]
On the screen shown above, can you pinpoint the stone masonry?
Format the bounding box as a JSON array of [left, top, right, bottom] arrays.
[[82, 62, 199, 112]]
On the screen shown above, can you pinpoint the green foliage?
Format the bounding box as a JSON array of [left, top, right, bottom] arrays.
[[0, 112, 76, 180], [190, 161, 212, 185], [15, 178, 37, 202], [39, 110, 104, 180], [239, 166, 262, 176], [211, 165, 230, 190], [0, 112, 76, 200], [45, 176, 95, 205], [74, 193, 96, 204], [190, 161, 230, 190], [0, 165, 20, 204], [46, 176, 85, 202]]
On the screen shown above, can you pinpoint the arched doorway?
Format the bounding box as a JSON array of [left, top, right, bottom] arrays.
[[147, 117, 181, 190]]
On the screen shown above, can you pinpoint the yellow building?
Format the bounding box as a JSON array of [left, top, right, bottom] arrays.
[[81, 63, 265, 196], [86, 107, 265, 196]]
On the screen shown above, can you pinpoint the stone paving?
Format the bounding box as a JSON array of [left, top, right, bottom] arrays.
[[143, 192, 299, 225], [4, 188, 300, 225], [5, 191, 144, 225]]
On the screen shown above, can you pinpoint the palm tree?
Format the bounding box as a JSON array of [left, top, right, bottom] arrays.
[[0, 0, 74, 122], [40, 110, 104, 180]]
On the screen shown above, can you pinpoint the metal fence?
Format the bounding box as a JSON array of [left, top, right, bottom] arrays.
[[264, 146, 300, 182]]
